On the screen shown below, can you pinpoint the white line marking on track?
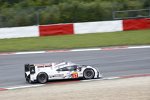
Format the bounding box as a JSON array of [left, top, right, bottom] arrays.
[[0, 45, 150, 56], [102, 77, 120, 80], [71, 48, 100, 52], [128, 46, 150, 49], [6, 84, 44, 90], [15, 51, 45, 55]]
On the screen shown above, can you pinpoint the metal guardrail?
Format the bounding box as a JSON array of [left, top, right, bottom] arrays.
[[113, 8, 150, 20]]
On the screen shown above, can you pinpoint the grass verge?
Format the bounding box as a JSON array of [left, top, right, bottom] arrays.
[[0, 29, 150, 52]]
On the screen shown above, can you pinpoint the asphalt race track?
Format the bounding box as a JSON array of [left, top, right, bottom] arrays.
[[0, 47, 150, 88]]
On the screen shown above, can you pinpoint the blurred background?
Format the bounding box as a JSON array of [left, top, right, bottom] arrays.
[[0, 0, 150, 27]]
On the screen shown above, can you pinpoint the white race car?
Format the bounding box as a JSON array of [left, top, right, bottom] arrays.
[[24, 62, 102, 84]]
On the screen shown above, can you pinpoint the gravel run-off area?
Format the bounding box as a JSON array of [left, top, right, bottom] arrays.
[[0, 76, 150, 100]]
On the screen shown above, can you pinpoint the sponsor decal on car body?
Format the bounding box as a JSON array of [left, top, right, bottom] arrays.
[[49, 74, 64, 78], [71, 72, 78, 78]]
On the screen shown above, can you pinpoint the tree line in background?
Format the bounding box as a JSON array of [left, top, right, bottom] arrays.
[[0, 0, 150, 27]]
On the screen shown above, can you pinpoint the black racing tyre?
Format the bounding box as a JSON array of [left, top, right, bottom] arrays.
[[83, 68, 95, 79], [25, 73, 30, 82], [25, 74, 34, 84], [37, 72, 48, 84], [25, 73, 27, 80]]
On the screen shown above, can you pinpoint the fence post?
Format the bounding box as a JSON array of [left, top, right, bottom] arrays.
[[36, 11, 40, 25], [149, 7, 150, 17], [112, 2, 115, 20]]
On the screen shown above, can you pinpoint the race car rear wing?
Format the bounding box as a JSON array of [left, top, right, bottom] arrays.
[[24, 64, 35, 74]]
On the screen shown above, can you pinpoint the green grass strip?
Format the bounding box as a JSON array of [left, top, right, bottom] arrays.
[[0, 29, 150, 52]]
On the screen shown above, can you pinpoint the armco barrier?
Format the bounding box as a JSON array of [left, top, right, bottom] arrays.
[[39, 24, 74, 36], [0, 26, 39, 39], [74, 20, 123, 34], [123, 18, 150, 31]]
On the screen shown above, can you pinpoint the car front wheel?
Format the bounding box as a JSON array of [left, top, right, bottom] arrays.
[[83, 68, 95, 79]]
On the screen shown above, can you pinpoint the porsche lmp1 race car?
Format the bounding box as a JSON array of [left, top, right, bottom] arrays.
[[24, 62, 102, 84]]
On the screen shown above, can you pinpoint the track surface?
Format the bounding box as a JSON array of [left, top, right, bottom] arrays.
[[0, 48, 150, 88]]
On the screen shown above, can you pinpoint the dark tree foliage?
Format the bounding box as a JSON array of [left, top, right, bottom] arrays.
[[0, 0, 149, 27]]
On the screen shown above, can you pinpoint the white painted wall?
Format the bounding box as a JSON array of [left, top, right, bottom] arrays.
[[0, 26, 39, 39], [74, 20, 123, 34], [0, 20, 124, 39]]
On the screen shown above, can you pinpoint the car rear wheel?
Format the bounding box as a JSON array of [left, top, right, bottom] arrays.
[[37, 72, 48, 84], [83, 68, 95, 79]]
